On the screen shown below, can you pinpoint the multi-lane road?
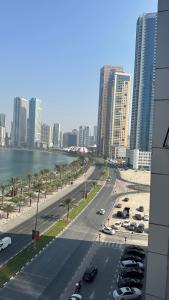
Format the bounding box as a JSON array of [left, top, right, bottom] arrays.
[[0, 165, 102, 267], [0, 167, 118, 299]]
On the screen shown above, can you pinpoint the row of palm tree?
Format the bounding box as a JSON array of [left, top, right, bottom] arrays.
[[0, 156, 90, 219]]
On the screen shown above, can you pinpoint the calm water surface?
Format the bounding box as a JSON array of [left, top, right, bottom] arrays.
[[0, 149, 76, 184]]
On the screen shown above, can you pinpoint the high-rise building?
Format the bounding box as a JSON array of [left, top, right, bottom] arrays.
[[130, 13, 157, 152], [0, 114, 5, 128], [63, 132, 77, 147], [53, 123, 60, 147], [97, 65, 131, 158], [28, 98, 42, 147], [145, 2, 169, 299], [0, 114, 6, 147], [79, 126, 84, 146], [41, 123, 52, 147], [78, 126, 90, 147], [84, 126, 90, 147], [93, 125, 97, 145], [0, 127, 5, 147], [12, 97, 27, 147]]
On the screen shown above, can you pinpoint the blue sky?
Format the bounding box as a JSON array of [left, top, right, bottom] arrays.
[[0, 0, 157, 133]]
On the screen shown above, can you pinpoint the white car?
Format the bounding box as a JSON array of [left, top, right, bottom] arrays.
[[122, 220, 130, 228], [0, 237, 11, 251], [144, 214, 149, 221], [69, 294, 82, 300], [112, 222, 122, 230], [102, 226, 115, 235], [113, 287, 142, 300], [120, 260, 144, 270], [99, 209, 105, 215]]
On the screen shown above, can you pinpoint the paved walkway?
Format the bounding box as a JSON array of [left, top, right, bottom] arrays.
[[0, 166, 95, 234]]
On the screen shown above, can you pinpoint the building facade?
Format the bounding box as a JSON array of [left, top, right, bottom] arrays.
[[53, 123, 60, 147], [41, 123, 52, 147], [78, 126, 90, 147], [0, 114, 5, 128], [130, 13, 157, 152], [63, 132, 77, 147], [0, 127, 5, 147], [97, 65, 131, 158], [28, 98, 42, 147], [12, 97, 27, 147], [145, 1, 169, 299]]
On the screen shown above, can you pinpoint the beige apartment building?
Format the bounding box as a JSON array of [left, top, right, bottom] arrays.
[[97, 65, 130, 158]]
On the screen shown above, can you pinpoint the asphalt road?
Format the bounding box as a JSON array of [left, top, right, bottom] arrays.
[[0, 168, 117, 299], [0, 165, 102, 267]]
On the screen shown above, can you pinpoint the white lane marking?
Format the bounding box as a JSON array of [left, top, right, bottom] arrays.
[[89, 291, 95, 299], [105, 257, 109, 263]]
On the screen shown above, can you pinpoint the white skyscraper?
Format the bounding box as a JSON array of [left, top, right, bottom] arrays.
[[28, 98, 42, 147], [53, 123, 60, 147], [12, 97, 27, 147]]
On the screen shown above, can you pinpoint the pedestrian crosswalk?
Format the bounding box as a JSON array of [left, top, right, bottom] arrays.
[[98, 241, 124, 250]]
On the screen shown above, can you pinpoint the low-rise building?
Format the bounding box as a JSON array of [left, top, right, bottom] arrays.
[[126, 149, 151, 170]]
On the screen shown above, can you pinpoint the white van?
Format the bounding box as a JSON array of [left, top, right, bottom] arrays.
[[0, 237, 11, 251]]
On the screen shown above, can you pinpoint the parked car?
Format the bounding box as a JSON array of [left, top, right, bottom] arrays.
[[135, 223, 144, 233], [124, 249, 145, 259], [115, 203, 122, 209], [113, 287, 142, 300], [120, 268, 144, 279], [135, 213, 142, 220], [125, 245, 144, 252], [112, 222, 122, 230], [123, 197, 129, 202], [116, 211, 123, 218], [122, 220, 130, 228], [120, 260, 144, 271], [83, 265, 98, 282], [144, 214, 149, 221], [117, 276, 143, 289], [137, 206, 144, 212], [123, 207, 130, 218], [69, 294, 82, 300], [101, 226, 115, 235], [99, 209, 105, 215], [128, 222, 137, 231], [121, 254, 143, 263]]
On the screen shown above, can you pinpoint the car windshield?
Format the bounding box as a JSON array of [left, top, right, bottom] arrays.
[[117, 289, 123, 295]]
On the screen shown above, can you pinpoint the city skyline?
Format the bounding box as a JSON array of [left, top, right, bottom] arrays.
[[0, 0, 157, 132]]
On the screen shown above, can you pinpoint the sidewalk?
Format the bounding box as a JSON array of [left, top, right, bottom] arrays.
[[0, 166, 95, 234]]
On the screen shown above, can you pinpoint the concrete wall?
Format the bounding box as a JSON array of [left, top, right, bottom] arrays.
[[145, 1, 169, 299]]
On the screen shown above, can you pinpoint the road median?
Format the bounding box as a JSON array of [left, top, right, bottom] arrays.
[[0, 183, 102, 287]]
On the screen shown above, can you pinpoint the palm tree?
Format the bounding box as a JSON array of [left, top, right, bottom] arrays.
[[9, 177, 19, 197], [10, 195, 26, 213], [26, 191, 35, 206], [2, 203, 14, 219], [27, 174, 33, 191], [63, 197, 75, 221], [0, 184, 5, 205]]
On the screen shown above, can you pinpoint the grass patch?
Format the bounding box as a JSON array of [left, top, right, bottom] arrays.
[[0, 184, 101, 287]]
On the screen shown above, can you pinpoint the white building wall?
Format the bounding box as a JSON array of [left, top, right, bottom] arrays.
[[145, 1, 169, 299]]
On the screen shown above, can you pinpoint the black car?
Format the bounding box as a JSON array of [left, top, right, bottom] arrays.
[[125, 245, 144, 252], [117, 276, 143, 289], [124, 248, 145, 258], [135, 213, 142, 220], [120, 267, 144, 279], [121, 254, 144, 263], [123, 197, 129, 202], [136, 224, 145, 233], [116, 211, 123, 218], [138, 206, 144, 212], [83, 265, 98, 282]]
